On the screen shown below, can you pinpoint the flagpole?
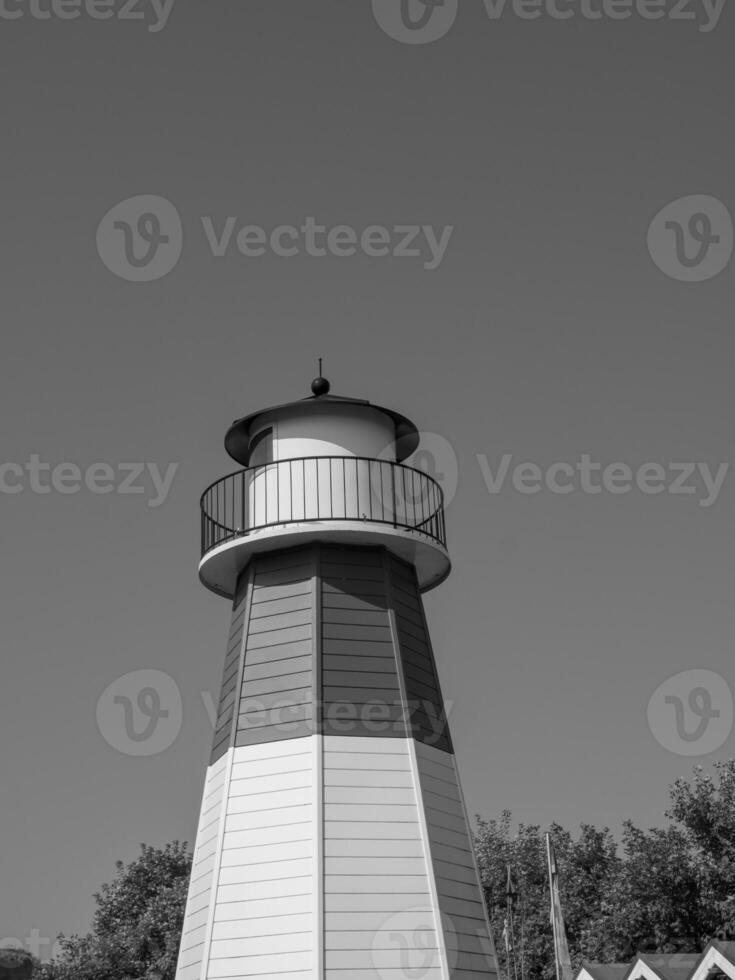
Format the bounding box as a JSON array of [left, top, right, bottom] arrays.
[[546, 833, 561, 980], [519, 868, 526, 980], [508, 905, 519, 980], [506, 863, 519, 980]]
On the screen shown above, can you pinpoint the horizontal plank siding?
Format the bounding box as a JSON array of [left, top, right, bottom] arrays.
[[208, 954, 311, 977], [388, 555, 453, 754], [251, 580, 312, 604], [321, 636, 395, 655], [325, 910, 436, 932], [320, 550, 405, 740], [208, 739, 315, 978], [234, 717, 314, 746], [247, 624, 312, 649], [225, 812, 312, 836], [322, 592, 388, 612], [232, 552, 316, 748], [415, 740, 499, 980], [245, 640, 312, 665], [175, 753, 229, 980], [322, 734, 439, 979], [210, 582, 251, 764], [324, 838, 425, 857], [250, 594, 312, 619], [325, 972, 442, 980], [211, 913, 312, 940]]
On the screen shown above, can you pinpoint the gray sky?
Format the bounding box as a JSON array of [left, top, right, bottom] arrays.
[[1, 0, 734, 956]]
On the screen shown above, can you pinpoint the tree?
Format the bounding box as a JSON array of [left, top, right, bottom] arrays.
[[474, 814, 621, 979], [596, 822, 701, 957], [0, 949, 36, 980], [667, 761, 735, 940], [36, 842, 191, 980], [473, 761, 735, 977]]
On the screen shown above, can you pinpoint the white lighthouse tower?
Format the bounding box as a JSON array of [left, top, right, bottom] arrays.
[[175, 375, 500, 980]]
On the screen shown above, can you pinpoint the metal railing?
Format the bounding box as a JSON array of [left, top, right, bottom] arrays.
[[200, 456, 446, 558]]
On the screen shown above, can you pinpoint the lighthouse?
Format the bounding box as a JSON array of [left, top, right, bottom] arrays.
[[175, 376, 500, 980]]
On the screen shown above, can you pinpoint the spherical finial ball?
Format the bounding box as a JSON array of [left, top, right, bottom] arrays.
[[311, 376, 330, 397]]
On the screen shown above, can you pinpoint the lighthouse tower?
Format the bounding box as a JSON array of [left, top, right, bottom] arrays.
[[176, 376, 499, 980]]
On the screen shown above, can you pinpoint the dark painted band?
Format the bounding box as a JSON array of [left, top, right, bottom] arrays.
[[210, 543, 453, 763]]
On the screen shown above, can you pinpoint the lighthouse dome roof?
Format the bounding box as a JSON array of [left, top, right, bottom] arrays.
[[224, 388, 420, 465]]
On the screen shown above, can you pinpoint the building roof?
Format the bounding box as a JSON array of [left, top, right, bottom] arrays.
[[629, 953, 701, 980], [710, 940, 735, 961], [576, 942, 735, 980], [686, 940, 735, 980], [579, 964, 631, 980]]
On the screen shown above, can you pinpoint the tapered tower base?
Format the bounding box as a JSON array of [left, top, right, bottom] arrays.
[[176, 545, 498, 980]]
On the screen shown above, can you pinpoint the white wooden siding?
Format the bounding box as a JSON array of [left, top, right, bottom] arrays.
[[322, 735, 441, 979], [177, 738, 316, 980], [205, 739, 315, 978], [175, 752, 228, 980], [415, 740, 499, 980]]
